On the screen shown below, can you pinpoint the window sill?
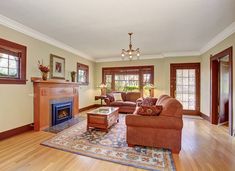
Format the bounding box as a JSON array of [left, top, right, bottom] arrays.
[[0, 79, 27, 84]]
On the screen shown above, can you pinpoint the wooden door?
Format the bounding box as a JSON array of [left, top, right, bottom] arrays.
[[218, 58, 229, 124], [170, 63, 200, 115]]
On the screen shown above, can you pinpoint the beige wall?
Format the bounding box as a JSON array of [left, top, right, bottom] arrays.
[[0, 25, 96, 132], [1, 22, 234, 134], [95, 56, 201, 98], [200, 33, 235, 132]]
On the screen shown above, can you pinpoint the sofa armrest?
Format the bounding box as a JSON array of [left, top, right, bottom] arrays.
[[126, 114, 183, 130], [104, 98, 111, 105]]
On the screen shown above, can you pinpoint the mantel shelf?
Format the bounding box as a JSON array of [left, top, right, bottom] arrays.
[[31, 77, 79, 85]]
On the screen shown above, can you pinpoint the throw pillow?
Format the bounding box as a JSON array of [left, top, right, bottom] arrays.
[[113, 93, 123, 101], [137, 105, 163, 116], [141, 97, 158, 106]]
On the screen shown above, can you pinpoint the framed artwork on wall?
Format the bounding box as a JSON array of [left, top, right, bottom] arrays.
[[50, 54, 65, 79], [77, 63, 89, 85]]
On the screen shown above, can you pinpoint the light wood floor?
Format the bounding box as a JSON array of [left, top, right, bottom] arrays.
[[0, 114, 235, 171]]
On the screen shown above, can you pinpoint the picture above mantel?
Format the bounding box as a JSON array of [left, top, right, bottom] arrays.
[[50, 54, 65, 80]]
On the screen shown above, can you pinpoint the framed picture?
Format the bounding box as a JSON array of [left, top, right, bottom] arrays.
[[50, 54, 65, 79], [77, 63, 89, 85]]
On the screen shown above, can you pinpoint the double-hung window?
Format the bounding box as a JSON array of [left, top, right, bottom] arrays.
[[0, 38, 26, 84]]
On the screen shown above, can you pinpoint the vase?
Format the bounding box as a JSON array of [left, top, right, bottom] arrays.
[[42, 72, 48, 81], [71, 74, 76, 82]]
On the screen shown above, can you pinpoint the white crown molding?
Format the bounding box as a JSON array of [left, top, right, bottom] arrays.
[[95, 51, 200, 62], [200, 21, 235, 54], [0, 14, 94, 61], [0, 14, 234, 63]]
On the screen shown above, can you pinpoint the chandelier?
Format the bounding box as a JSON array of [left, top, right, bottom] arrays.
[[121, 32, 140, 60]]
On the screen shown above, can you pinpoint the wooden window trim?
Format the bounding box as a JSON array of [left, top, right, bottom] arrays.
[[0, 38, 27, 84], [102, 65, 154, 95], [170, 63, 200, 115], [77, 63, 89, 85]]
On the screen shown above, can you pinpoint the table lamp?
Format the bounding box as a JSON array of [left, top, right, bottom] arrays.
[[99, 83, 107, 96]]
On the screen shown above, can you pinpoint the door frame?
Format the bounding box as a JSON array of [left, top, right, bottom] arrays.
[[170, 63, 201, 115], [210, 47, 233, 136]]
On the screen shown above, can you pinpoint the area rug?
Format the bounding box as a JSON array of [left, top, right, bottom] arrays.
[[41, 115, 176, 171]]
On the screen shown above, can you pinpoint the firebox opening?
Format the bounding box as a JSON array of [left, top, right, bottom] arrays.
[[52, 101, 73, 126]]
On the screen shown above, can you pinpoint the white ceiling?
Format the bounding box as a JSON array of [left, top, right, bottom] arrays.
[[0, 0, 235, 61]]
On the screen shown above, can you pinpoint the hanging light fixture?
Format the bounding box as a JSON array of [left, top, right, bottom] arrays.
[[121, 32, 140, 60]]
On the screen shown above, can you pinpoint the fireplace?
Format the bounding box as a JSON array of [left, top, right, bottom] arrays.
[[52, 101, 73, 126]]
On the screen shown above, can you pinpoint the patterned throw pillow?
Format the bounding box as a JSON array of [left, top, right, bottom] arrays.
[[113, 93, 123, 101], [137, 105, 163, 116], [141, 97, 158, 106]]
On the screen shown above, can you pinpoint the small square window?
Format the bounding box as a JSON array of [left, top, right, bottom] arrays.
[[0, 38, 26, 84]]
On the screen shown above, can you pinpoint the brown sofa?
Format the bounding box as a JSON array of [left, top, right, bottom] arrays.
[[126, 95, 183, 153], [104, 92, 141, 113]]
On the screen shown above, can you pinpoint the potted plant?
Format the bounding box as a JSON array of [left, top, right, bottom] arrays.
[[38, 60, 50, 80]]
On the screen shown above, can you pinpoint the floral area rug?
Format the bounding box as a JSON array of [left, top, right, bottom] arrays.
[[41, 115, 175, 171]]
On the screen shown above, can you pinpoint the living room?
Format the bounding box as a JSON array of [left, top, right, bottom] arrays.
[[0, 1, 235, 171]]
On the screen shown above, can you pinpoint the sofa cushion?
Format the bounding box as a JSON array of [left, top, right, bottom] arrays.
[[126, 114, 183, 130], [110, 101, 136, 107], [126, 92, 141, 102], [113, 93, 123, 101], [137, 105, 162, 116], [107, 92, 126, 102]]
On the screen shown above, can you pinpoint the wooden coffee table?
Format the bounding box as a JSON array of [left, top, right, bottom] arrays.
[[87, 107, 119, 132]]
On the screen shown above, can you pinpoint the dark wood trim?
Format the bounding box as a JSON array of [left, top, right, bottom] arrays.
[[102, 65, 154, 96], [210, 46, 233, 136], [0, 123, 33, 140], [0, 38, 27, 84], [170, 63, 201, 115], [200, 112, 210, 122], [78, 104, 100, 113]]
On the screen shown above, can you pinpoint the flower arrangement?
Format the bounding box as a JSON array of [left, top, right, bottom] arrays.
[[38, 60, 50, 73]]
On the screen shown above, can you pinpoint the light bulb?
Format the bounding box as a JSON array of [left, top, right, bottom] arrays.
[[121, 53, 124, 57]]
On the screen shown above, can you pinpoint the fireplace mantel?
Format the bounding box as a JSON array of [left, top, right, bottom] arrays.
[[32, 78, 79, 131]]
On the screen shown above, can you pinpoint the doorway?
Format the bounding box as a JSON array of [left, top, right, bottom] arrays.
[[170, 63, 200, 115], [210, 47, 233, 135]]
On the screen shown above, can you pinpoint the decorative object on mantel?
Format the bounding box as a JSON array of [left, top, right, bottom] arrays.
[[50, 54, 65, 79], [98, 83, 107, 96], [121, 32, 140, 61], [38, 60, 50, 80], [70, 71, 76, 82], [144, 83, 155, 97]]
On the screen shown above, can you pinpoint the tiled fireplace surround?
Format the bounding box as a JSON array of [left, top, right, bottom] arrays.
[[32, 78, 79, 131]]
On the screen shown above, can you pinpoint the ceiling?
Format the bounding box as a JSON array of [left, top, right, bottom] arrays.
[[0, 0, 235, 61]]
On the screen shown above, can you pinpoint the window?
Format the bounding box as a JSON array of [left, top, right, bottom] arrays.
[[77, 63, 89, 85], [0, 38, 26, 84], [102, 66, 154, 95], [115, 74, 139, 92]]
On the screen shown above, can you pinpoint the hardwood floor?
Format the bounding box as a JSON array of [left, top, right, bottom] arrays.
[[0, 114, 235, 171]]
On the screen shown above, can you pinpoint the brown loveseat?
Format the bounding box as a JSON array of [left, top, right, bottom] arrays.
[[126, 95, 183, 153], [104, 92, 141, 113]]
